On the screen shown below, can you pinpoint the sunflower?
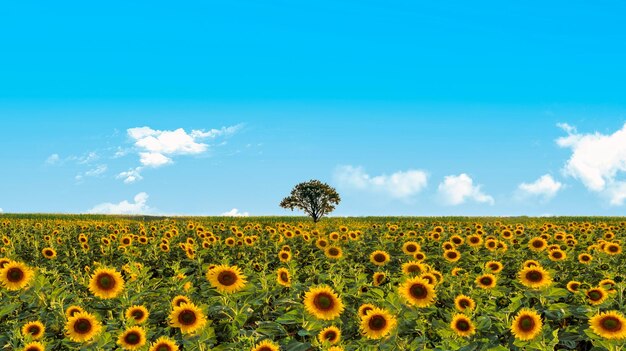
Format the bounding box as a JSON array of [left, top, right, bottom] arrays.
[[450, 235, 465, 246], [510, 308, 542, 341], [65, 311, 102, 342], [88, 267, 125, 299], [402, 241, 421, 255], [566, 281, 581, 293], [604, 243, 622, 255], [485, 261, 503, 273], [22, 342, 45, 351], [276, 268, 291, 287], [318, 325, 341, 344], [315, 238, 329, 250], [65, 305, 84, 319], [398, 276, 436, 307], [171, 295, 192, 308], [358, 303, 376, 317], [599, 279, 617, 294], [125, 305, 149, 324], [401, 261, 425, 275], [450, 314, 476, 337], [522, 259, 540, 269], [475, 274, 497, 289], [586, 287, 608, 305], [518, 266, 552, 289], [466, 234, 483, 247], [373, 272, 386, 286], [325, 246, 343, 259], [251, 340, 280, 351], [528, 237, 547, 252], [589, 310, 626, 340], [207, 264, 247, 293], [454, 294, 476, 312], [41, 247, 57, 259], [22, 321, 45, 339], [369, 250, 390, 266], [414, 251, 427, 261], [169, 302, 207, 334], [303, 285, 344, 320], [443, 249, 461, 262], [0, 261, 34, 290], [278, 250, 292, 263], [548, 249, 567, 261], [360, 307, 397, 339], [578, 253, 593, 264], [148, 336, 179, 351], [117, 326, 146, 350]]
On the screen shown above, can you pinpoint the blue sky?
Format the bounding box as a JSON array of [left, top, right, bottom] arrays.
[[1, 1, 626, 216]]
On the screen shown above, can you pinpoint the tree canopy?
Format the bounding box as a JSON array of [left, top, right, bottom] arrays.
[[279, 180, 341, 222]]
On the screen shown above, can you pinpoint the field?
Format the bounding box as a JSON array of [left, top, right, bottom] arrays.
[[1, 215, 625, 351]]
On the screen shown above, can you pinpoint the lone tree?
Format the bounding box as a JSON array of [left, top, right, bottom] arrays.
[[280, 180, 341, 222]]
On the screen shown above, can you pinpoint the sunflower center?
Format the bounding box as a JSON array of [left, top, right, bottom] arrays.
[[374, 254, 386, 262], [217, 271, 237, 286], [519, 316, 535, 331], [124, 332, 141, 344], [97, 273, 115, 290], [447, 252, 458, 259], [588, 290, 603, 301], [329, 248, 339, 256], [409, 283, 427, 298], [407, 265, 420, 273], [132, 310, 144, 320], [361, 307, 373, 316], [459, 299, 470, 308], [27, 325, 40, 334], [480, 277, 493, 286], [178, 310, 197, 325], [600, 316, 622, 331], [313, 293, 334, 310], [7, 268, 24, 282], [280, 272, 289, 281], [406, 244, 417, 252], [609, 246, 618, 252], [526, 271, 542, 282], [156, 345, 172, 351], [489, 264, 498, 270], [25, 347, 39, 351], [44, 250, 53, 256], [325, 330, 337, 341], [369, 315, 387, 330], [470, 238, 479, 243], [456, 319, 471, 331], [552, 252, 562, 259], [74, 319, 92, 334], [532, 240, 543, 248]]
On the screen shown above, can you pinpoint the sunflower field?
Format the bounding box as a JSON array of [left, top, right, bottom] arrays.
[[1, 215, 625, 351]]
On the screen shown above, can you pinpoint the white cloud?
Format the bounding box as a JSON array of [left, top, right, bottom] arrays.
[[518, 174, 563, 200], [437, 173, 494, 205], [0, 208, 3, 213], [220, 208, 250, 217], [76, 164, 108, 181], [87, 192, 150, 214], [119, 125, 242, 183], [139, 152, 172, 167], [557, 122, 626, 205], [45, 154, 60, 165], [116, 168, 143, 184], [333, 165, 428, 199]]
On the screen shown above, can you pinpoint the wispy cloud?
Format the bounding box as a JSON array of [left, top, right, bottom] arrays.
[[75, 164, 108, 182], [333, 165, 428, 199], [557, 122, 626, 205], [45, 154, 60, 165], [87, 192, 151, 214], [437, 173, 494, 205]]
